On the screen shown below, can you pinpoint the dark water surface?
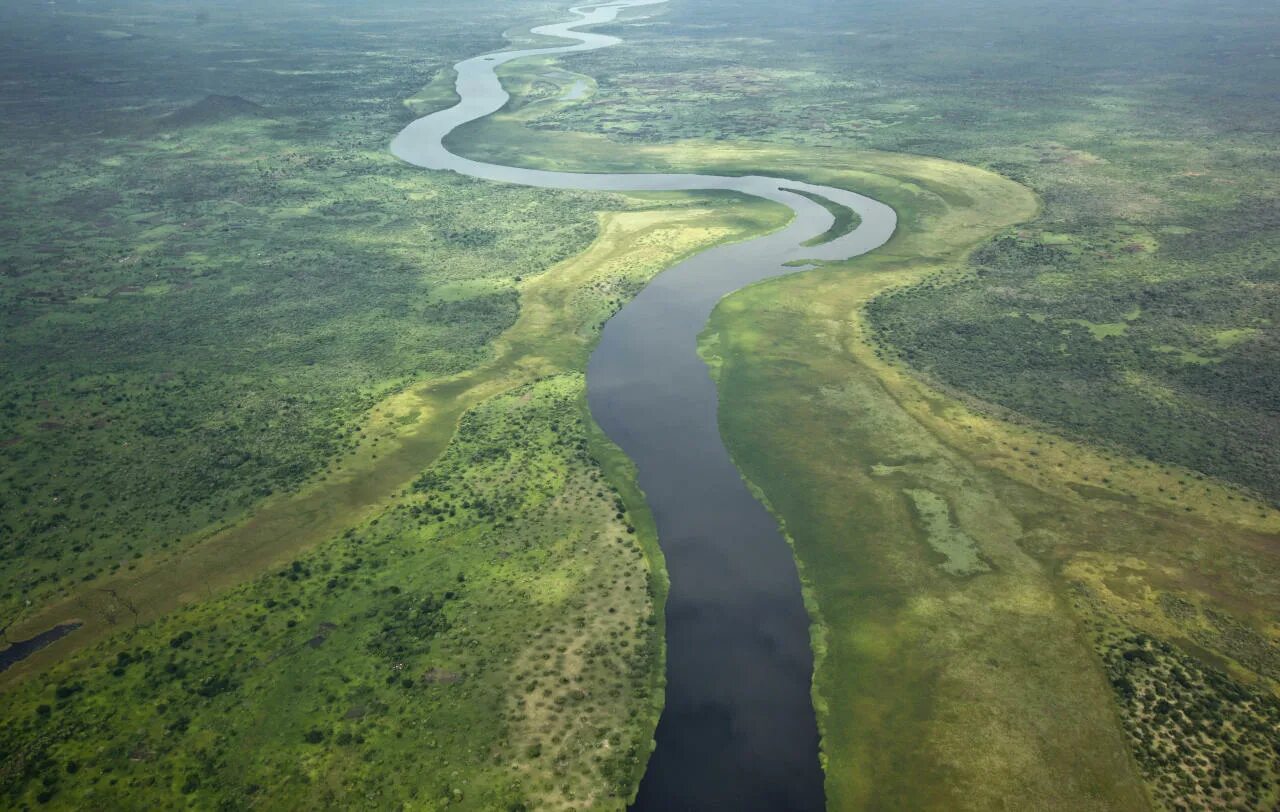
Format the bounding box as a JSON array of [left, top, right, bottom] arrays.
[[390, 2, 896, 808], [587, 240, 832, 811], [0, 623, 82, 673]]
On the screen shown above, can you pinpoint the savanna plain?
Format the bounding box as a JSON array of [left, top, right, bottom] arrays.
[[0, 0, 1277, 809]]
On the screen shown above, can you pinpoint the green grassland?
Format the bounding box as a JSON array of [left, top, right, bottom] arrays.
[[0, 0, 610, 624], [0, 374, 665, 809], [866, 198, 1280, 504], [705, 248, 1280, 808], [0, 128, 611, 613], [3, 0, 1279, 809]]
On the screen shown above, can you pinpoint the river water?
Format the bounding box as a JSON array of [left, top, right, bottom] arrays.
[[0, 623, 83, 674], [390, 2, 896, 808]]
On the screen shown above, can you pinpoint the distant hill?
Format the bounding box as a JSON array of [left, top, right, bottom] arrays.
[[151, 94, 271, 131]]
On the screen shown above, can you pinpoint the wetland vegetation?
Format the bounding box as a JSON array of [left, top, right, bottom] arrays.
[[0, 0, 610, 622], [0, 0, 707, 806], [2, 0, 1278, 809], [1, 374, 666, 808]]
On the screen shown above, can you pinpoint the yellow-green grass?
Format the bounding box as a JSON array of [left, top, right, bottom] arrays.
[[2, 194, 790, 688], [789, 187, 862, 248], [0, 374, 668, 808], [701, 159, 1280, 808], [13, 42, 1276, 808], [7, 64, 998, 683], [457, 83, 1178, 806], [403, 68, 460, 117]]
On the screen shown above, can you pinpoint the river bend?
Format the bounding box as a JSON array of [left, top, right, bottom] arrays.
[[390, 2, 897, 808]]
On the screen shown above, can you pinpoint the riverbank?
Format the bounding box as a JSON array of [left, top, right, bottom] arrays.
[[702, 151, 1280, 809], [387, 2, 901, 804], [0, 194, 789, 808]]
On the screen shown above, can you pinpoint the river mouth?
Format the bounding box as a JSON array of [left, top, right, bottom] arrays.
[[389, 1, 895, 807]]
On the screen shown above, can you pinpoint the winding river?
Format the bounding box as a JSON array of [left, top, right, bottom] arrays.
[[390, 2, 897, 808]]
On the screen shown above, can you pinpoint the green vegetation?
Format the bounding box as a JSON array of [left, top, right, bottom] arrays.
[[786, 189, 861, 248], [1094, 626, 1280, 808], [703, 189, 1280, 808], [4, 0, 1278, 809], [867, 210, 1280, 502], [0, 0, 614, 623], [1, 134, 607, 609], [899, 488, 989, 577], [700, 164, 1156, 809], [0, 375, 665, 808], [480, 0, 1280, 806]]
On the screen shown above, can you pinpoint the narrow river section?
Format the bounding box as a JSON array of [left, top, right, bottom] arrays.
[[390, 2, 897, 808]]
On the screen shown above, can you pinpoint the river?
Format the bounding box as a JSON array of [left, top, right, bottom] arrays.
[[389, 2, 896, 808]]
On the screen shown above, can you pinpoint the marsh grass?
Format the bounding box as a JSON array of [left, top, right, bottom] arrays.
[[4, 0, 1278, 808], [703, 181, 1280, 810]]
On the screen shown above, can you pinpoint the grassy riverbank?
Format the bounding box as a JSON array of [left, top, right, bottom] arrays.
[[704, 224, 1280, 810], [4, 0, 1277, 808], [494, 1, 1280, 807], [0, 0, 765, 806], [0, 179, 792, 806]]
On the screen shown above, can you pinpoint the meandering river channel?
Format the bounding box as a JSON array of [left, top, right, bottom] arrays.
[[391, 2, 896, 807]]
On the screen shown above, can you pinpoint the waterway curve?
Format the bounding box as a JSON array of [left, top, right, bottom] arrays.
[[390, 2, 897, 809]]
